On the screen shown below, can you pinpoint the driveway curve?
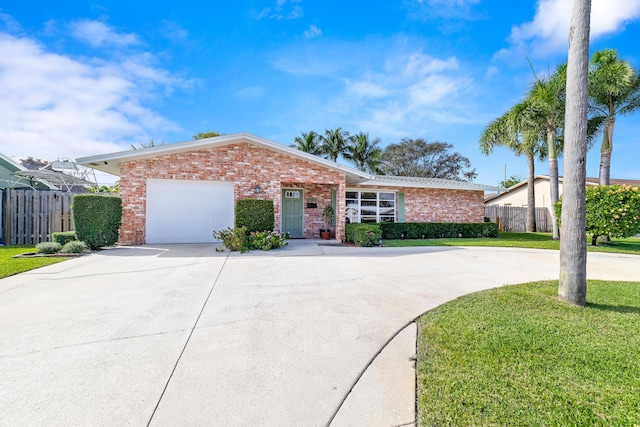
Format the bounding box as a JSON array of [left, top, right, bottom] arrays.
[[0, 243, 637, 426]]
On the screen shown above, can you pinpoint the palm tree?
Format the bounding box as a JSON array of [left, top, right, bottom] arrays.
[[480, 99, 547, 232], [320, 128, 350, 162], [344, 132, 382, 172], [559, 0, 592, 306], [527, 63, 567, 239], [589, 49, 640, 185], [291, 131, 323, 156]]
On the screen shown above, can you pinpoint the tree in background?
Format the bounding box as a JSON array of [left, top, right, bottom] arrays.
[[320, 127, 350, 162], [589, 49, 640, 186], [20, 157, 48, 170], [193, 131, 222, 139], [527, 63, 567, 239], [559, 0, 591, 306], [291, 131, 323, 155], [381, 138, 477, 181], [344, 132, 382, 173], [480, 99, 547, 232], [499, 175, 523, 188], [130, 139, 165, 150]]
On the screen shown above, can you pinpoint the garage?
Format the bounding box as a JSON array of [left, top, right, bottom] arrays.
[[146, 179, 234, 244]]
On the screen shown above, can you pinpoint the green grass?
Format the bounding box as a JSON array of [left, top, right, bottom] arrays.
[[384, 232, 640, 255], [0, 246, 66, 279], [417, 280, 640, 426]]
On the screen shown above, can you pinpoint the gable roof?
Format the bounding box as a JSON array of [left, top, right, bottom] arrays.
[[0, 152, 25, 173], [76, 132, 371, 184], [76, 132, 505, 192], [484, 174, 640, 203]]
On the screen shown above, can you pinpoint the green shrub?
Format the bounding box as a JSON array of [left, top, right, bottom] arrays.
[[380, 222, 498, 239], [72, 195, 122, 249], [36, 242, 62, 254], [235, 199, 275, 232], [61, 241, 86, 254], [346, 223, 382, 247], [213, 226, 250, 252], [52, 231, 77, 246], [248, 230, 289, 250], [556, 184, 640, 245]]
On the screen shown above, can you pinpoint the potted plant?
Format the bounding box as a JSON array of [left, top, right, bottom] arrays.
[[320, 204, 335, 240]]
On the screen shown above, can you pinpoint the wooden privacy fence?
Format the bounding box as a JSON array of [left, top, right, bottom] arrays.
[[1, 189, 75, 245], [484, 205, 551, 232]]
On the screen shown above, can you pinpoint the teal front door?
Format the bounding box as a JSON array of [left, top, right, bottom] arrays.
[[282, 189, 303, 238]]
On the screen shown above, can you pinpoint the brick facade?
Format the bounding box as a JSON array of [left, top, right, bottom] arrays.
[[118, 141, 484, 245], [119, 142, 345, 245], [350, 185, 484, 223]]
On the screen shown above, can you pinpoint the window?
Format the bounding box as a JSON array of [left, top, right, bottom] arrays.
[[346, 191, 396, 223]]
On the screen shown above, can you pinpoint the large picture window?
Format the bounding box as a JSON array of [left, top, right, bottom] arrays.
[[345, 191, 396, 223]]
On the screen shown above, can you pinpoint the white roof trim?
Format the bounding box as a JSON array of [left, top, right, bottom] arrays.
[[76, 132, 371, 183], [358, 176, 506, 192], [75, 132, 504, 192], [0, 152, 26, 171]]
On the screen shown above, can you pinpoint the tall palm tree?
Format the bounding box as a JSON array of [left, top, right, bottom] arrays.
[[291, 131, 322, 156], [320, 128, 350, 162], [480, 99, 547, 232], [344, 132, 382, 172], [589, 49, 640, 185], [527, 63, 567, 239], [559, 0, 592, 306]]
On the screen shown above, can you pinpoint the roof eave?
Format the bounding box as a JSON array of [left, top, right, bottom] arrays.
[[76, 132, 372, 180]]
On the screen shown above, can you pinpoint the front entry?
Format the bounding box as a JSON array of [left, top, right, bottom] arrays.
[[282, 189, 303, 238]]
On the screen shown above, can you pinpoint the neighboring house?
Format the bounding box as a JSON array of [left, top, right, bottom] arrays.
[[77, 133, 503, 244], [0, 152, 50, 190], [485, 175, 640, 215]]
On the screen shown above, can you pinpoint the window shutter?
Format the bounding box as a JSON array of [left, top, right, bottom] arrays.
[[397, 192, 405, 222]]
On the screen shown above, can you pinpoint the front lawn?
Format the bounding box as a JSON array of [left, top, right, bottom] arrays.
[[384, 232, 640, 255], [0, 246, 66, 279], [417, 280, 640, 426]]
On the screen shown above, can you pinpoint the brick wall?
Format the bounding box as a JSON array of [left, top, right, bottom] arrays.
[[350, 185, 485, 223], [119, 142, 345, 244]]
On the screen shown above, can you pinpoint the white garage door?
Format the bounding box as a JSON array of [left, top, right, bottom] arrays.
[[146, 179, 234, 244]]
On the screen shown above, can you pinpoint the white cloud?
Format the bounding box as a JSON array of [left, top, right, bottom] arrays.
[[259, 0, 303, 20], [405, 0, 482, 19], [498, 0, 640, 58], [70, 19, 140, 48], [0, 26, 183, 164], [303, 24, 322, 39], [271, 39, 476, 140]]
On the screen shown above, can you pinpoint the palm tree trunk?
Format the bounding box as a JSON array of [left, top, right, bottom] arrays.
[[526, 153, 537, 232], [598, 117, 615, 186], [559, 0, 591, 306], [548, 130, 560, 239]]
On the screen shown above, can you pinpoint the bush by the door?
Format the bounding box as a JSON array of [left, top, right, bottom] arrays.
[[235, 199, 275, 232]]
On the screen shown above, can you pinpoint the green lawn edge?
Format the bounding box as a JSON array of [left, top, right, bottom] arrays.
[[384, 232, 640, 255], [0, 246, 67, 279], [417, 280, 640, 426]]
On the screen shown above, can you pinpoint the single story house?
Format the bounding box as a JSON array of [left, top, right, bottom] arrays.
[[0, 152, 53, 190], [485, 175, 640, 217], [77, 133, 503, 244]]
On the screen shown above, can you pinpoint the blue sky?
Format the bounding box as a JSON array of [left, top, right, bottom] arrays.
[[2, 0, 640, 186]]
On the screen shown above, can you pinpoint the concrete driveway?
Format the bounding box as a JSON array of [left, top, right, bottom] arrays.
[[1, 242, 638, 426]]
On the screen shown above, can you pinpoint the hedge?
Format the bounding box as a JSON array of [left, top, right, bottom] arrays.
[[52, 231, 77, 246], [72, 195, 122, 249], [345, 223, 382, 247], [235, 199, 274, 232], [380, 222, 498, 239]]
